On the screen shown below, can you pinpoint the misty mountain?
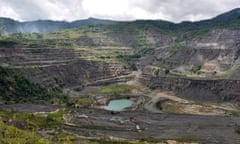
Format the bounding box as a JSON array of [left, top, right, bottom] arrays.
[[0, 8, 240, 34], [144, 8, 240, 32], [0, 18, 116, 33]]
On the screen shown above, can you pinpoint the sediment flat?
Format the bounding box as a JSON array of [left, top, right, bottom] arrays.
[[66, 108, 240, 144]]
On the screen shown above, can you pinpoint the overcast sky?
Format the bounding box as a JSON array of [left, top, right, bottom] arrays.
[[0, 0, 240, 23]]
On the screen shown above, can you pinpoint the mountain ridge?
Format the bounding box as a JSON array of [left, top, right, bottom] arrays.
[[0, 17, 116, 33], [0, 8, 240, 34]]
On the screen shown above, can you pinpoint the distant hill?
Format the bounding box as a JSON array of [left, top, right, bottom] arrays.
[[1, 8, 240, 105], [0, 8, 240, 34], [176, 8, 240, 30], [0, 18, 116, 33]]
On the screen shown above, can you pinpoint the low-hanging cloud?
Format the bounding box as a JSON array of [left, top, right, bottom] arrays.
[[0, 0, 239, 22]]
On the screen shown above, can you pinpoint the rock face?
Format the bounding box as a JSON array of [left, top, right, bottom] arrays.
[[136, 29, 240, 102], [0, 46, 127, 88], [139, 29, 240, 79], [1, 9, 240, 103], [190, 29, 240, 50], [22, 60, 125, 88], [140, 74, 240, 102], [0, 48, 93, 67]]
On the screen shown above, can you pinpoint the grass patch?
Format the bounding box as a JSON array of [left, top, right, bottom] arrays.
[[0, 120, 52, 144], [165, 41, 187, 51], [235, 124, 240, 134], [156, 100, 183, 113], [0, 109, 65, 129], [54, 131, 80, 143], [190, 65, 202, 75], [0, 66, 68, 105], [75, 97, 93, 105], [92, 140, 134, 144], [0, 118, 81, 144], [73, 85, 85, 92], [97, 84, 141, 96]]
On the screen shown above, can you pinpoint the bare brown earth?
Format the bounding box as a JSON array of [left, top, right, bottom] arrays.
[[64, 108, 240, 144], [0, 103, 59, 113], [144, 90, 239, 115], [1, 27, 240, 144], [61, 74, 240, 144]]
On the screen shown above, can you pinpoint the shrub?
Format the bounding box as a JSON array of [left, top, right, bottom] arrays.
[[191, 65, 201, 74], [235, 124, 240, 134], [73, 85, 85, 92], [0, 120, 52, 144], [0, 66, 68, 104], [153, 68, 160, 76]]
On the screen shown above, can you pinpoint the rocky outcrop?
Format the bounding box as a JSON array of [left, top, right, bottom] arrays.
[[0, 46, 128, 88], [139, 29, 240, 79], [140, 73, 240, 102], [21, 60, 126, 88], [137, 29, 240, 102], [0, 48, 94, 67]]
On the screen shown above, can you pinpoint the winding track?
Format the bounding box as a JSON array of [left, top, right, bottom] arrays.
[[126, 70, 239, 115]]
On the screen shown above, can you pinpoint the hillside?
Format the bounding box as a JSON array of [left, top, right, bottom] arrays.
[[1, 8, 240, 34], [0, 17, 115, 33], [0, 8, 240, 101], [0, 8, 240, 144]]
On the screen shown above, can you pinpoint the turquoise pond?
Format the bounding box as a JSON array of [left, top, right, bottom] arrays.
[[104, 99, 133, 111]]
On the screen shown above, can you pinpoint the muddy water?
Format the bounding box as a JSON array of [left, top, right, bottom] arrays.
[[104, 99, 133, 111]]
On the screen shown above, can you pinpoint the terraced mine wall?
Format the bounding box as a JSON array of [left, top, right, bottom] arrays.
[[137, 29, 240, 79], [21, 60, 125, 88], [140, 73, 240, 102], [0, 47, 127, 88], [0, 48, 95, 66], [138, 43, 240, 79]]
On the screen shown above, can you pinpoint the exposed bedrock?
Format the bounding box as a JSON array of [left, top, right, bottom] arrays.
[[138, 29, 240, 78], [140, 46, 240, 79], [0, 47, 128, 88], [140, 74, 240, 102], [0, 48, 95, 67], [22, 60, 126, 88]]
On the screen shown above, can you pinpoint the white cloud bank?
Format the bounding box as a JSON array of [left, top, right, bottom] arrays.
[[0, 0, 239, 22]]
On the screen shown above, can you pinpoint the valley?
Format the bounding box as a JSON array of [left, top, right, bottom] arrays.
[[0, 8, 240, 144]]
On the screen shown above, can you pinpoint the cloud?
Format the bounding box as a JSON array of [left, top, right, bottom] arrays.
[[0, 0, 239, 22]]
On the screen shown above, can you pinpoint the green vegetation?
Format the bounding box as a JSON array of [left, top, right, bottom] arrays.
[[149, 84, 157, 90], [190, 65, 202, 75], [0, 109, 83, 143], [153, 68, 160, 77], [73, 85, 85, 92], [166, 41, 187, 51], [92, 139, 201, 144], [1, 8, 240, 51], [235, 124, 240, 134], [0, 120, 52, 144], [0, 9, 240, 144], [156, 100, 182, 113], [131, 32, 156, 49], [166, 137, 202, 143], [92, 140, 134, 144], [0, 33, 54, 48], [73, 97, 93, 106], [97, 55, 112, 60], [0, 109, 65, 128], [165, 69, 170, 75], [115, 48, 154, 70], [0, 66, 68, 104], [97, 84, 141, 96], [174, 85, 182, 92], [115, 54, 138, 70], [137, 48, 154, 55]]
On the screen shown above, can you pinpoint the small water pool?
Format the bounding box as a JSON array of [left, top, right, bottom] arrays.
[[104, 99, 133, 111]]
